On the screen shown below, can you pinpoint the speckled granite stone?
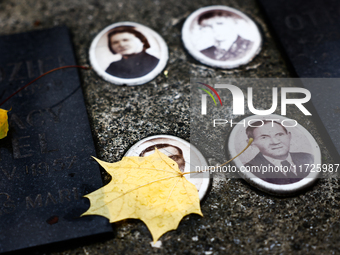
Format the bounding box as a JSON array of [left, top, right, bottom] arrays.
[[1, 0, 338, 254]]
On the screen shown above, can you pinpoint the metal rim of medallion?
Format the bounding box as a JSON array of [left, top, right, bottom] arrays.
[[182, 5, 262, 69], [124, 135, 211, 200], [89, 21, 168, 86], [227, 114, 321, 196]]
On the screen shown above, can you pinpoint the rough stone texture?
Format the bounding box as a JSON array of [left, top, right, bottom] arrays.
[[0, 0, 339, 254]]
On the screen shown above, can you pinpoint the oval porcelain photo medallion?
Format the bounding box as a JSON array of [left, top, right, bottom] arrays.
[[227, 114, 321, 196], [90, 22, 168, 85], [182, 5, 262, 69], [125, 135, 211, 200]]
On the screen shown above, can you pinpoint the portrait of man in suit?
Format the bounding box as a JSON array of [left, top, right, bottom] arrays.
[[245, 120, 314, 185], [198, 10, 254, 61]]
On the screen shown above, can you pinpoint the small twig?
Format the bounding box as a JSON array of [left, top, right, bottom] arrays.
[[182, 138, 253, 176], [0, 65, 91, 107]]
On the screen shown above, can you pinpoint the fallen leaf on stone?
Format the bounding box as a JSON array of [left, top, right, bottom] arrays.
[[0, 108, 10, 139], [81, 149, 202, 242]]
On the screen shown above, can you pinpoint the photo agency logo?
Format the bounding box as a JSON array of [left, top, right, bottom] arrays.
[[197, 82, 223, 114], [190, 78, 339, 194], [198, 82, 312, 119], [191, 79, 329, 191]]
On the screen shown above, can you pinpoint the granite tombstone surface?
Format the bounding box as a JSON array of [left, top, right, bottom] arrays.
[[0, 26, 112, 253], [258, 0, 340, 161]]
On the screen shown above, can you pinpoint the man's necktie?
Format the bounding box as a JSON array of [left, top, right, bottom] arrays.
[[281, 160, 296, 179]]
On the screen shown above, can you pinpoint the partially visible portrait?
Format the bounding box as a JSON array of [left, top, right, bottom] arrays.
[[182, 6, 262, 69], [228, 115, 321, 195], [124, 135, 211, 200], [140, 143, 186, 172], [89, 22, 168, 86]]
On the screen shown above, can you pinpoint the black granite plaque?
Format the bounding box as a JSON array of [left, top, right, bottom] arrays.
[[258, 0, 340, 161], [0, 27, 112, 253]]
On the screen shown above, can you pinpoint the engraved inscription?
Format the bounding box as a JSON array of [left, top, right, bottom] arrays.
[[39, 133, 58, 154], [0, 56, 67, 84], [0, 193, 16, 215], [0, 106, 64, 161], [26, 194, 42, 209], [26, 106, 62, 126], [26, 60, 35, 79], [8, 62, 26, 81], [285, 14, 304, 30], [1, 166, 17, 180], [12, 136, 33, 159], [0, 156, 77, 179], [284, 8, 339, 31], [26, 187, 80, 209], [45, 192, 57, 206], [9, 113, 27, 129]]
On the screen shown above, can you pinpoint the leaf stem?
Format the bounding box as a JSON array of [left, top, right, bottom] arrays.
[[182, 138, 253, 176], [0, 65, 91, 107]]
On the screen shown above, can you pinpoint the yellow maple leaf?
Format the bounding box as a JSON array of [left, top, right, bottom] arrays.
[[0, 108, 10, 139], [82, 149, 202, 242]]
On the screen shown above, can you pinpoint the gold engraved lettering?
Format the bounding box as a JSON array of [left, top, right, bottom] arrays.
[[25, 156, 75, 177], [53, 158, 66, 171], [1, 166, 17, 180], [37, 162, 49, 175], [39, 133, 48, 154], [39, 133, 58, 153], [59, 189, 71, 203], [45, 192, 57, 206], [25, 60, 35, 79], [0, 193, 16, 215], [27, 106, 62, 127], [12, 136, 33, 159], [25, 188, 79, 210], [8, 62, 26, 81], [38, 59, 44, 75], [73, 187, 79, 200], [9, 113, 26, 129], [27, 109, 44, 126], [46, 106, 62, 123], [31, 163, 37, 176], [26, 194, 42, 209], [30, 162, 48, 176], [38, 57, 55, 76], [67, 156, 77, 169]]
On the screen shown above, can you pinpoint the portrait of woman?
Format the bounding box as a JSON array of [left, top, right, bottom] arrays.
[[105, 26, 159, 79], [89, 22, 168, 85]]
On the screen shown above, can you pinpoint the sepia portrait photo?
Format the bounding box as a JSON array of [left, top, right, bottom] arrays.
[[90, 22, 168, 85], [124, 135, 211, 200], [182, 6, 262, 69], [228, 115, 321, 195]]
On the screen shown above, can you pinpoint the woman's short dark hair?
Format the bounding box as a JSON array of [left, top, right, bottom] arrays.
[[107, 26, 150, 54]]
